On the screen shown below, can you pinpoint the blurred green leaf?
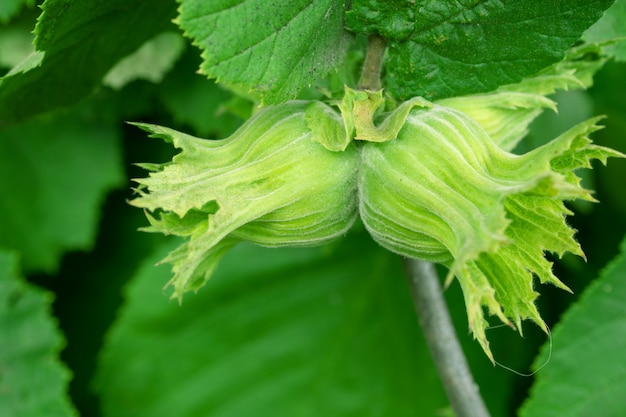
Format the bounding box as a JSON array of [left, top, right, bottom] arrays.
[[521, 90, 595, 153], [0, 0, 34, 24], [518, 89, 597, 214], [0, 250, 77, 417], [0, 0, 177, 126], [347, 0, 613, 101], [103, 31, 186, 90], [158, 50, 245, 137], [584, 0, 626, 61], [95, 233, 452, 417], [0, 20, 34, 70], [0, 110, 124, 272], [519, 235, 626, 417], [176, 0, 352, 104], [590, 60, 626, 220]]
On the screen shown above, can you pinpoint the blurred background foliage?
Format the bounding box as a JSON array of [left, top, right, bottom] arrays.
[[1, 1, 625, 417]]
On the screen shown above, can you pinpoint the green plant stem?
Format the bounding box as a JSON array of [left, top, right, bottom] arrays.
[[403, 258, 491, 417], [358, 34, 386, 90]]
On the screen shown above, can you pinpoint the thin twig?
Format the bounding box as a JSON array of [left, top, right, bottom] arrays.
[[358, 34, 387, 90], [403, 258, 491, 417]]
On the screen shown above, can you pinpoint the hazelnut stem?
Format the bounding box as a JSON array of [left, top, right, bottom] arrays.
[[358, 34, 386, 90], [403, 258, 491, 417]]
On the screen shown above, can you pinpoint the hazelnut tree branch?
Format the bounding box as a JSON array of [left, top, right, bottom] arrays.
[[403, 259, 491, 417]]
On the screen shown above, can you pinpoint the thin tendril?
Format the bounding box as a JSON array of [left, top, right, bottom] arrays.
[[487, 324, 553, 377]]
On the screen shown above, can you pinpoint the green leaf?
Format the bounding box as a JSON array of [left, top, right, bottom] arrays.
[[519, 235, 626, 417], [0, 109, 124, 273], [95, 234, 451, 417], [346, 0, 415, 41], [0, 250, 77, 417], [584, 0, 626, 61], [0, 0, 177, 126], [176, 0, 352, 104], [103, 31, 186, 90], [347, 0, 613, 100], [0, 0, 34, 24]]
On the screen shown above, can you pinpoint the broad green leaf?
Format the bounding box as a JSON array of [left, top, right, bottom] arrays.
[[584, 0, 626, 61], [0, 0, 34, 24], [95, 234, 453, 416], [0, 0, 177, 126], [347, 0, 613, 100], [0, 250, 77, 417], [103, 31, 186, 90], [519, 235, 626, 417], [0, 109, 124, 273], [176, 0, 352, 104]]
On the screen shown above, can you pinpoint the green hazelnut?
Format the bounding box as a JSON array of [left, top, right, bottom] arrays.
[[359, 101, 623, 360], [130, 101, 359, 300]]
